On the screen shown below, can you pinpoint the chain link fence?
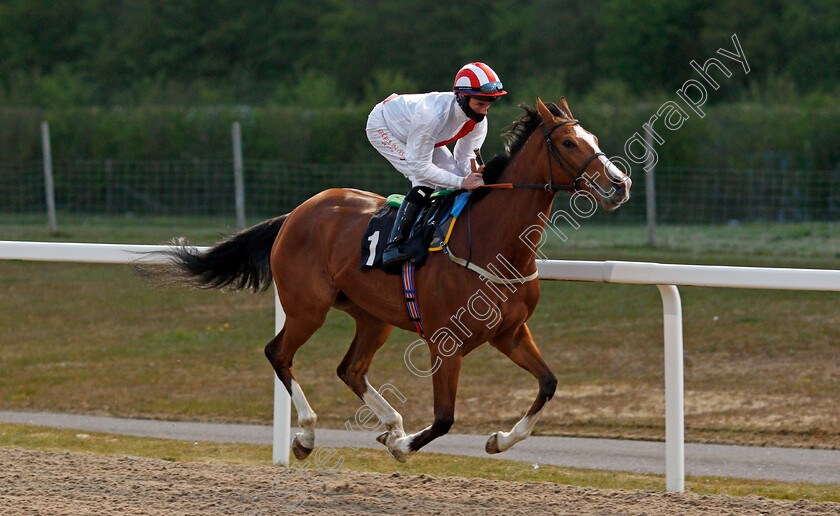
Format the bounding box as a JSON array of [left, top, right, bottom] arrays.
[[2, 158, 840, 225]]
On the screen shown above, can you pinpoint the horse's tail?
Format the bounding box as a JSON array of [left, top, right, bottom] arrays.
[[141, 215, 287, 293]]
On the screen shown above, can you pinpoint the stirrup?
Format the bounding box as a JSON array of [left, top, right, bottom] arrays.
[[382, 243, 411, 266]]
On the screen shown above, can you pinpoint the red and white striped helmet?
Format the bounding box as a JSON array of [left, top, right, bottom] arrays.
[[453, 62, 507, 97]]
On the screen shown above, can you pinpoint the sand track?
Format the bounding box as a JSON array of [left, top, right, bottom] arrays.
[[1, 447, 838, 515]]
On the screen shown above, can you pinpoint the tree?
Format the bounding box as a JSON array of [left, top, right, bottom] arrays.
[[489, 0, 604, 99], [0, 0, 93, 76], [596, 0, 708, 94]]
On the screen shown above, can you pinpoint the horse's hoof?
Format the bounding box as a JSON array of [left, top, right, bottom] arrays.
[[376, 431, 389, 445], [387, 447, 407, 463], [485, 432, 501, 454], [291, 436, 313, 460]]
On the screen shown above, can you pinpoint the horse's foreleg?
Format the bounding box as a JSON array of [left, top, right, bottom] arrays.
[[341, 370, 410, 462], [383, 353, 462, 462], [341, 374, 411, 462], [335, 312, 411, 456], [486, 324, 557, 454]]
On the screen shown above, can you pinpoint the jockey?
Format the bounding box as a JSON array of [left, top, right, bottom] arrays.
[[366, 62, 507, 266]]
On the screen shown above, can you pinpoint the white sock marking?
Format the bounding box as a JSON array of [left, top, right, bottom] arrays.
[[291, 379, 317, 448]]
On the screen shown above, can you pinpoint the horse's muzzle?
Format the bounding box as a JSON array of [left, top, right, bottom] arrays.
[[604, 177, 631, 211]]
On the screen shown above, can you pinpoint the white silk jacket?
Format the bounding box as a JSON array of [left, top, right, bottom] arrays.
[[374, 92, 488, 189]]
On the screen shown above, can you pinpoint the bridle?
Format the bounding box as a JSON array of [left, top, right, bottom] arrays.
[[444, 120, 607, 283], [540, 119, 606, 192], [484, 119, 606, 193]]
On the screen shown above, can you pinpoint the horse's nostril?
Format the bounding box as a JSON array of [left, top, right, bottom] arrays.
[[612, 179, 630, 194]]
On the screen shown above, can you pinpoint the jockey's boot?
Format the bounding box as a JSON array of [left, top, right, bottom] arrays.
[[382, 186, 432, 266]]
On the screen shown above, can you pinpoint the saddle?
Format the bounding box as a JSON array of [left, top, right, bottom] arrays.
[[360, 190, 471, 274]]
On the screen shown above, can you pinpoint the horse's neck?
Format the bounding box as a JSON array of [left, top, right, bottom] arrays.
[[468, 151, 554, 274]]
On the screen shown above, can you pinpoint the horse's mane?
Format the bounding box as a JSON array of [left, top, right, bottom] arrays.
[[473, 101, 569, 201]]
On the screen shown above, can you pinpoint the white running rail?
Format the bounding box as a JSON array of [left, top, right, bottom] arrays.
[[3, 240, 840, 492], [536, 260, 840, 492]]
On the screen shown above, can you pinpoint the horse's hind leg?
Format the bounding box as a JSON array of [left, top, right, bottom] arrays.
[[485, 323, 557, 454], [265, 304, 330, 461]]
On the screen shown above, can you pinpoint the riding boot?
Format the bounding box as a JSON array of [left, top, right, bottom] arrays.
[[382, 186, 431, 266]]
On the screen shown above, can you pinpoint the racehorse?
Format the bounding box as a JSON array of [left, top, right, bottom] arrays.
[[149, 98, 631, 462]]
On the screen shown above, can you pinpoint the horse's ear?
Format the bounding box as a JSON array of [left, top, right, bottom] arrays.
[[536, 97, 555, 123], [557, 96, 573, 119]]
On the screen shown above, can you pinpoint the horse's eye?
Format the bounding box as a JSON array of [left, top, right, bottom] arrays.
[[562, 139, 576, 149]]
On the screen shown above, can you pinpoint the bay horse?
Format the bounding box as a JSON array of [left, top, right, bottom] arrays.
[[151, 98, 631, 462]]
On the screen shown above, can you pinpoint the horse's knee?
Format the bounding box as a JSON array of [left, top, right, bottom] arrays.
[[540, 373, 557, 402]]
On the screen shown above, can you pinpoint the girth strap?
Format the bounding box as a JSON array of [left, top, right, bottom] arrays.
[[402, 261, 425, 337]]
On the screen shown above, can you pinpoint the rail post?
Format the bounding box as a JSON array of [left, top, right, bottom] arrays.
[[657, 284, 685, 492], [273, 289, 291, 466]]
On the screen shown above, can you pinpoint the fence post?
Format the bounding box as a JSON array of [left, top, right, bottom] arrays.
[[232, 122, 246, 231], [40, 121, 57, 233], [105, 159, 114, 214], [273, 288, 291, 467], [644, 130, 656, 248]]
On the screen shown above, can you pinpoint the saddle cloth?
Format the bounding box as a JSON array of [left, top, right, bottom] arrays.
[[360, 190, 471, 274]]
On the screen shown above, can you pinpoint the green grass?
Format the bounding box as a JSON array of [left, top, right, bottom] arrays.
[[1, 422, 838, 503], [0, 213, 239, 244], [542, 221, 840, 268], [1, 214, 839, 450]]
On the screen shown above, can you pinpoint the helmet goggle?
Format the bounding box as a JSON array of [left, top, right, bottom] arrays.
[[476, 81, 504, 94], [455, 81, 505, 96]]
